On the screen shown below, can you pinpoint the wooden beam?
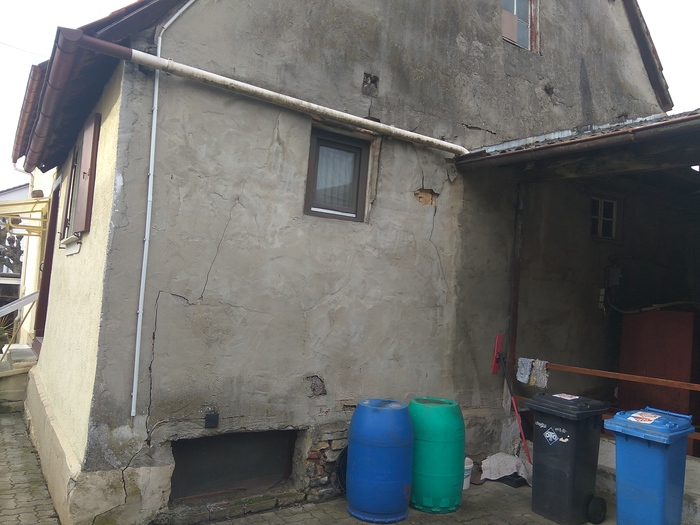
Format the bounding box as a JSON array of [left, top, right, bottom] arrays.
[[547, 363, 700, 392], [520, 140, 700, 182]]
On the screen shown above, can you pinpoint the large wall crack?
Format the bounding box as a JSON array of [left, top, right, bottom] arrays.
[[462, 123, 497, 136], [145, 291, 162, 442], [90, 448, 140, 525], [429, 205, 448, 304], [199, 196, 239, 301]]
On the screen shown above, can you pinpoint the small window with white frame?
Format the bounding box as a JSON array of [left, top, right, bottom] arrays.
[[304, 128, 370, 222], [502, 0, 539, 52], [590, 196, 619, 240]]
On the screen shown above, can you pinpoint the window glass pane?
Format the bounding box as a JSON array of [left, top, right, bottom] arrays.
[[517, 20, 530, 48], [591, 218, 599, 236], [602, 200, 615, 219], [590, 198, 600, 217], [502, 0, 515, 13], [315, 145, 356, 209], [68, 150, 83, 236], [601, 219, 614, 239], [516, 0, 529, 21]]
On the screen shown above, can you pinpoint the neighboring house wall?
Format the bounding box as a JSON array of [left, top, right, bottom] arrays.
[[23, 1, 666, 523], [0, 185, 29, 202]]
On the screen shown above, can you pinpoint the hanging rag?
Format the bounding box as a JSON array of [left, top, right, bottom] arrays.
[[530, 359, 549, 388], [516, 357, 533, 384]]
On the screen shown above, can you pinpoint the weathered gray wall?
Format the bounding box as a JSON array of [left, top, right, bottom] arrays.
[[82, 0, 665, 471]]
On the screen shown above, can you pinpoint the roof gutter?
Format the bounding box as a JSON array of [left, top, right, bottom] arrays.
[[12, 66, 45, 167], [58, 28, 470, 157], [19, 29, 86, 173]]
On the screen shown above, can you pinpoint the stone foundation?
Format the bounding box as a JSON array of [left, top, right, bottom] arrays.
[[304, 426, 348, 502]]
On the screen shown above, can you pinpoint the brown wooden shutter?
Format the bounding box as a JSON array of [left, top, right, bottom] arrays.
[[72, 113, 101, 234]]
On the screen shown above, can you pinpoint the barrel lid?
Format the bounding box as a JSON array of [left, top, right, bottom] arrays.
[[410, 396, 458, 407], [603, 407, 694, 444], [359, 398, 406, 410], [524, 393, 608, 420]]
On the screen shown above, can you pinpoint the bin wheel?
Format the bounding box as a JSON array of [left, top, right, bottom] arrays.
[[587, 496, 607, 524]]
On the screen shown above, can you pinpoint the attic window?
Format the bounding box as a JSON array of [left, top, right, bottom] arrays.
[[502, 0, 539, 52], [590, 197, 619, 240]]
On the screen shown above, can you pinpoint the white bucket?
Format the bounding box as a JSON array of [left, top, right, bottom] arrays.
[[463, 457, 474, 490]]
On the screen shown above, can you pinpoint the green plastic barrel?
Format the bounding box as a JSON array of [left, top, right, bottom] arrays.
[[408, 397, 465, 513]]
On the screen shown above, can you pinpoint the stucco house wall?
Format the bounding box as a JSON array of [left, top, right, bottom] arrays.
[[22, 1, 667, 523]]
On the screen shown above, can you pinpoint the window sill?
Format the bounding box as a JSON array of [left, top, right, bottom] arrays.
[[309, 207, 357, 219], [60, 234, 82, 255]]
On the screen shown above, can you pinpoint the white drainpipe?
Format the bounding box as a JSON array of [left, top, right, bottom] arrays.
[[130, 0, 200, 420], [124, 50, 470, 156]]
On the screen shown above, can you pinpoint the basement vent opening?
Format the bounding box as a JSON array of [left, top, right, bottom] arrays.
[[170, 430, 297, 502]]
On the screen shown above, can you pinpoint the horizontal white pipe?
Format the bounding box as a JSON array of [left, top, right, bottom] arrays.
[[129, 49, 469, 156]]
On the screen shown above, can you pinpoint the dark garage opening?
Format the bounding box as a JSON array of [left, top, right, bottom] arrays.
[[170, 430, 297, 501]]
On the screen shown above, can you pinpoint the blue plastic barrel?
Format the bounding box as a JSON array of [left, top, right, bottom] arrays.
[[346, 399, 414, 523]]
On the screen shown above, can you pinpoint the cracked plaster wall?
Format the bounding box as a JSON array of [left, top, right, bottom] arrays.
[[86, 0, 664, 469], [28, 2, 669, 519]]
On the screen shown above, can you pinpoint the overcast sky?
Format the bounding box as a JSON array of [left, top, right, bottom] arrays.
[[0, 0, 698, 190]]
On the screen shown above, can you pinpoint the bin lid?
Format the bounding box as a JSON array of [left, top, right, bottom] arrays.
[[358, 398, 406, 410], [524, 393, 608, 420], [603, 407, 694, 444]]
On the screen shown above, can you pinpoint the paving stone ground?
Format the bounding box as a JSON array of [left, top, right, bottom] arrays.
[[216, 482, 617, 525], [0, 412, 60, 525]]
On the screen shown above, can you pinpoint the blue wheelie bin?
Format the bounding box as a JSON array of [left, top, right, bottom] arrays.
[[604, 407, 694, 525]]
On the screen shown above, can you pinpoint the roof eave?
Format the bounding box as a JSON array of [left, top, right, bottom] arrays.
[[11, 0, 186, 173], [11, 65, 45, 166], [455, 111, 700, 170]]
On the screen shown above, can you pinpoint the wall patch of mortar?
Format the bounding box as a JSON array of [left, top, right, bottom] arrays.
[[305, 375, 327, 397], [414, 188, 439, 206]]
